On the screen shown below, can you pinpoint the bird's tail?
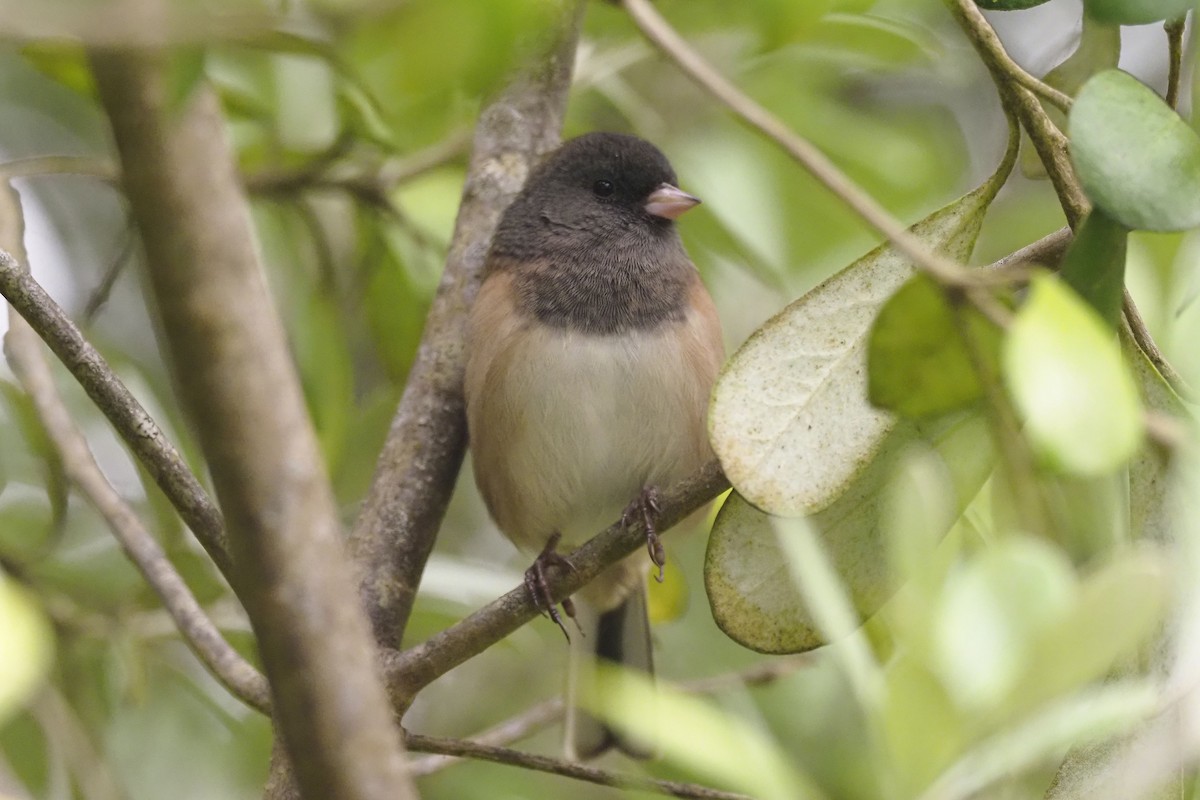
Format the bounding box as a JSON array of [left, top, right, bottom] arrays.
[[564, 585, 655, 761]]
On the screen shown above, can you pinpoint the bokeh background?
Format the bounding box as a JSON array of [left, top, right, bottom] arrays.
[[0, 0, 1195, 797]]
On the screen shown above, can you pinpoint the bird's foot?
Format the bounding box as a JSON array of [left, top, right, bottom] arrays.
[[524, 532, 580, 641], [622, 485, 665, 583]]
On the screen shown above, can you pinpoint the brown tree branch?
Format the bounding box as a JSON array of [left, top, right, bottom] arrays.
[[0, 254, 234, 579], [3, 274, 272, 714], [1, 179, 266, 712], [945, 3, 1074, 112], [348, 0, 587, 645], [404, 732, 755, 800], [0, 187, 266, 714], [89, 49, 415, 800]]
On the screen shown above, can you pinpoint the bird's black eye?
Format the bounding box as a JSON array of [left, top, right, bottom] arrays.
[[592, 179, 615, 198]]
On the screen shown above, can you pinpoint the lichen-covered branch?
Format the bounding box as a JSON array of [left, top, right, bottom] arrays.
[[89, 49, 415, 800]]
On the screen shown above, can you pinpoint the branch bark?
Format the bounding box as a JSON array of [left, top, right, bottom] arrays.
[[348, 0, 587, 645], [0, 252, 234, 580], [384, 460, 731, 705], [2, 254, 271, 715], [88, 50, 415, 800]]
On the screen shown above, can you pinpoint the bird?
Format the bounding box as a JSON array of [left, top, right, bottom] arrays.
[[464, 131, 724, 760]]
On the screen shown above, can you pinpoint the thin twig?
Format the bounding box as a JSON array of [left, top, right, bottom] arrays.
[[986, 227, 1072, 272], [405, 732, 755, 800], [408, 699, 562, 776], [944, 0, 1089, 228], [0, 250, 234, 580], [244, 130, 471, 204], [0, 181, 268, 713], [82, 219, 137, 324], [409, 654, 813, 776], [4, 310, 273, 714], [620, 0, 978, 291], [952, 4, 1074, 112]]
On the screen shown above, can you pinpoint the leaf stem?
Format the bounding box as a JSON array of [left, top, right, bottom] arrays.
[[944, 0, 1089, 228], [621, 0, 979, 290]]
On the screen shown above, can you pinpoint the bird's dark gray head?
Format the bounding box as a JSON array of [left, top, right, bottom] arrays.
[[487, 132, 700, 335], [530, 132, 680, 219], [490, 132, 700, 262]]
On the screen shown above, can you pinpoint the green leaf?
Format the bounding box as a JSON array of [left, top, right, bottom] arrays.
[[0, 573, 53, 725], [19, 42, 95, 97], [705, 411, 994, 653], [709, 144, 1014, 515], [883, 655, 966, 797], [1015, 551, 1168, 711], [1124, 327, 1187, 543], [933, 536, 1077, 710], [1070, 69, 1200, 231], [868, 273, 1004, 418], [774, 516, 885, 710], [1059, 209, 1129, 329], [1004, 274, 1144, 475], [165, 48, 207, 112], [1084, 0, 1194, 24]]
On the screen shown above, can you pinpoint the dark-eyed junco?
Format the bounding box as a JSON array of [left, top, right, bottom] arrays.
[[465, 132, 724, 759]]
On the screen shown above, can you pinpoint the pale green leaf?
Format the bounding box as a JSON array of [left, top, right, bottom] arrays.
[[1070, 69, 1200, 232], [706, 411, 994, 653], [710, 152, 1012, 515], [934, 536, 1077, 710], [582, 668, 818, 800], [773, 514, 886, 711], [1015, 551, 1169, 711], [0, 573, 53, 725], [1004, 274, 1144, 475]]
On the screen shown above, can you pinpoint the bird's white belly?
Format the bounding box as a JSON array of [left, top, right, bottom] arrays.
[[489, 326, 704, 552]]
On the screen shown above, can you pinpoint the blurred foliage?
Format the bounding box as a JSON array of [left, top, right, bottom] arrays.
[[1, 0, 1199, 799]]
